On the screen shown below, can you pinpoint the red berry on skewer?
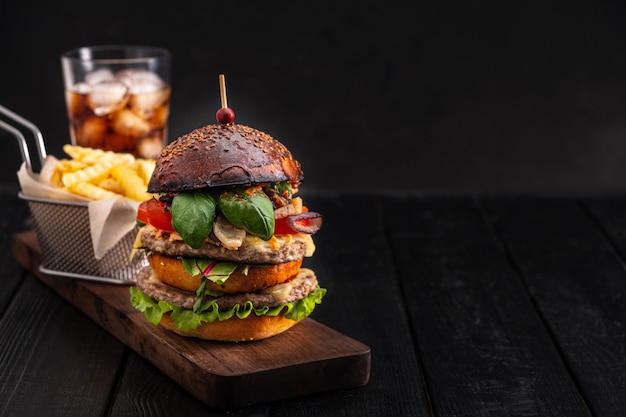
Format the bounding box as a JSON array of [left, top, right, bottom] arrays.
[[216, 107, 235, 124], [216, 74, 235, 125]]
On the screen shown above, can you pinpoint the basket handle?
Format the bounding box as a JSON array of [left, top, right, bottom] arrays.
[[0, 105, 48, 174]]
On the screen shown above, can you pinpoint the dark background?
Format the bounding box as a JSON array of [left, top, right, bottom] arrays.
[[2, 0, 626, 195]]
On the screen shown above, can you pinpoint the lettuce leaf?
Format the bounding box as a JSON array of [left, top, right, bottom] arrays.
[[129, 286, 326, 331], [181, 257, 238, 285]]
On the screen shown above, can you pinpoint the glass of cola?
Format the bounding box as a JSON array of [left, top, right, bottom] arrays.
[[61, 45, 171, 159]]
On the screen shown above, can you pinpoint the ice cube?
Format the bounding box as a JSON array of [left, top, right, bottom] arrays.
[[71, 82, 91, 94], [112, 108, 150, 137], [85, 69, 115, 85], [87, 81, 129, 116], [116, 69, 164, 93], [129, 88, 170, 119], [147, 104, 170, 128], [77, 116, 108, 148]]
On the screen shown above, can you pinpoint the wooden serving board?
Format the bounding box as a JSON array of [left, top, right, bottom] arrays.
[[11, 230, 371, 409]]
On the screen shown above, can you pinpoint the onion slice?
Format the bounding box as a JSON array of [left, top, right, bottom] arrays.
[[286, 212, 323, 235]]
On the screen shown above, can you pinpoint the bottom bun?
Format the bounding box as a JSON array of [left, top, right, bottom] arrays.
[[159, 311, 299, 342]]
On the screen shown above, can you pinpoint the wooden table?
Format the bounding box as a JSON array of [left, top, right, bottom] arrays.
[[3, 186, 626, 416]]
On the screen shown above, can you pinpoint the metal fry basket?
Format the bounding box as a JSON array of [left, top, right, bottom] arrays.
[[1, 105, 145, 284]]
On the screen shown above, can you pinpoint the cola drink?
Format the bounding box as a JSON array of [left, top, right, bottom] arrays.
[[62, 46, 171, 159]]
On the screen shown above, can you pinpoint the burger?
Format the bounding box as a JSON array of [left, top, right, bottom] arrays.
[[129, 121, 325, 342]]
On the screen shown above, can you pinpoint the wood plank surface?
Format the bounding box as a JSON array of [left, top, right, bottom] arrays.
[[0, 275, 127, 417], [384, 197, 590, 416], [0, 188, 128, 417], [485, 197, 626, 416], [10, 229, 371, 409], [583, 196, 626, 261], [0, 186, 31, 310], [278, 195, 431, 416]]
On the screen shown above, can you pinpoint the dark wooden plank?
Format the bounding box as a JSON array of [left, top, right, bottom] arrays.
[[0, 274, 126, 417], [109, 352, 268, 417], [270, 195, 430, 417], [11, 229, 371, 410], [486, 197, 626, 417], [0, 185, 31, 311], [0, 186, 127, 416], [384, 197, 590, 416], [583, 196, 626, 259]]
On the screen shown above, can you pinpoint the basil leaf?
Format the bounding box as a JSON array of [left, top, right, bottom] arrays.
[[219, 188, 275, 240], [171, 193, 216, 249]]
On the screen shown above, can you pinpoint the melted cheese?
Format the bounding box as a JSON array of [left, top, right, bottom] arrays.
[[244, 235, 279, 250], [132, 229, 142, 248], [265, 280, 295, 304], [243, 233, 315, 256], [301, 234, 316, 257], [267, 236, 280, 250], [128, 228, 146, 261], [148, 272, 162, 283]]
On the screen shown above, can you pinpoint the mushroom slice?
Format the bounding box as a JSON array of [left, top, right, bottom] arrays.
[[213, 215, 246, 250]]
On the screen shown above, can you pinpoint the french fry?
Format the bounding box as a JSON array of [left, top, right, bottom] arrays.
[[133, 159, 156, 186], [60, 160, 114, 188], [50, 144, 156, 202], [68, 181, 118, 200], [110, 165, 152, 202], [63, 144, 135, 165], [50, 159, 87, 187], [97, 177, 125, 195]]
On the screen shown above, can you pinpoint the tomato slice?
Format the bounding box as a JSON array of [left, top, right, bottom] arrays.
[[274, 217, 298, 235], [137, 198, 174, 232], [137, 201, 149, 225], [274, 205, 307, 235], [273, 206, 325, 236]]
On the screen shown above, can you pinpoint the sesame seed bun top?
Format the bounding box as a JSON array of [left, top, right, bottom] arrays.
[[147, 123, 303, 193]]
